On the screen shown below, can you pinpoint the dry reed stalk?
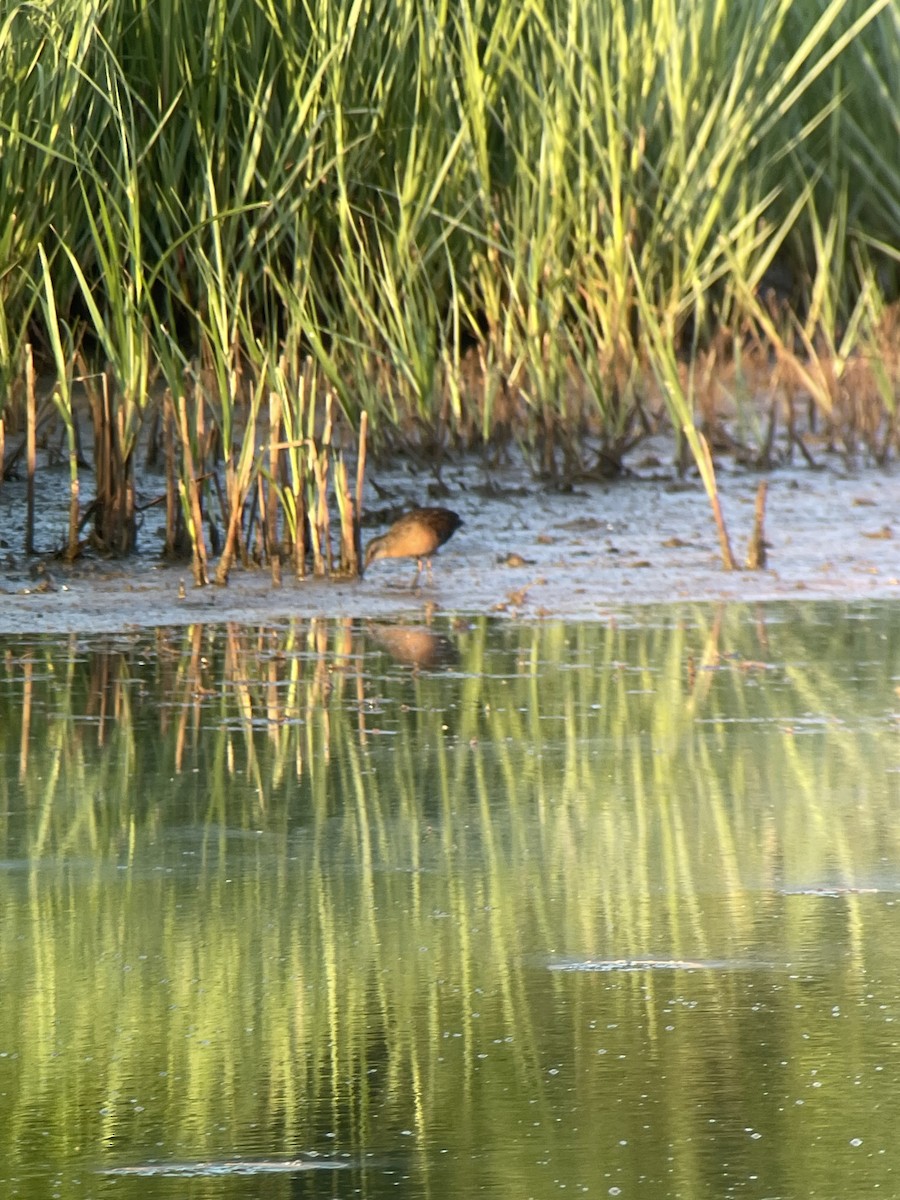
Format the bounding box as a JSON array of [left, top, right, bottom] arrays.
[[323, 388, 333, 445], [320, 462, 333, 575], [294, 459, 307, 579], [253, 472, 267, 563], [309, 447, 327, 576], [195, 379, 206, 454], [97, 372, 112, 524], [292, 358, 308, 579], [163, 391, 179, 557], [214, 381, 260, 583], [745, 480, 768, 570], [118, 402, 133, 551], [65, 470, 80, 562], [213, 423, 258, 586], [90, 375, 108, 525], [220, 458, 236, 558], [83, 364, 137, 555], [234, 470, 251, 568], [217, 451, 232, 542], [64, 400, 80, 563], [268, 390, 282, 586], [25, 344, 36, 554], [275, 423, 293, 584], [336, 456, 356, 574], [263, 436, 311, 578], [355, 411, 367, 571], [321, 394, 334, 574], [698, 433, 736, 570], [177, 392, 209, 586]]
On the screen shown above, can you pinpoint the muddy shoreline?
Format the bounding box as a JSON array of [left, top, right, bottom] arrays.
[[2, 453, 899, 635]]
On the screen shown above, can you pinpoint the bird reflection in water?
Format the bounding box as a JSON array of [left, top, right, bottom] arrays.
[[366, 622, 459, 671]]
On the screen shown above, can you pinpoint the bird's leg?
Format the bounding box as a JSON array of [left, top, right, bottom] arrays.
[[411, 559, 425, 589]]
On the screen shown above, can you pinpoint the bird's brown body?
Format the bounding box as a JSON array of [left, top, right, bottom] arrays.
[[364, 507, 462, 585]]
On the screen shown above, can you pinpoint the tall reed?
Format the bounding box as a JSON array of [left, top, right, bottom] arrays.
[[0, 0, 896, 565]]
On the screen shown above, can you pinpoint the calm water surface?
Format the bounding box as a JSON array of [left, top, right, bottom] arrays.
[[2, 602, 900, 1198]]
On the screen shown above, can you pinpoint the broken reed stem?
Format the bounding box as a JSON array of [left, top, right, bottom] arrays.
[[177, 392, 209, 587], [745, 479, 768, 570], [710, 488, 737, 571], [25, 344, 36, 554], [66, 461, 80, 562]]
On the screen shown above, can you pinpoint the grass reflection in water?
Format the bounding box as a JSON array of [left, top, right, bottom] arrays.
[[1, 603, 899, 1197]]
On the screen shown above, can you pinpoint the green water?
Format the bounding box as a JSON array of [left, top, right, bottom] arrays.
[[2, 603, 900, 1198]]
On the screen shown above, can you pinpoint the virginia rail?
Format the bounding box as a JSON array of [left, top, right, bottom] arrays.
[[364, 507, 462, 586]]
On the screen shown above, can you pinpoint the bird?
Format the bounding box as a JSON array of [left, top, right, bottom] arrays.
[[364, 507, 462, 587]]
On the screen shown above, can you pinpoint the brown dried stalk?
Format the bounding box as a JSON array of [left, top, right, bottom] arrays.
[[25, 345, 36, 554], [268, 390, 282, 586], [745, 480, 768, 570], [176, 393, 209, 587]]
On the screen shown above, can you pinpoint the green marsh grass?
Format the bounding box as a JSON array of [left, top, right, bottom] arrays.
[[0, 0, 898, 565]]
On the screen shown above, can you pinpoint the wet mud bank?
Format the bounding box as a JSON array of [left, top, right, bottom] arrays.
[[2, 455, 899, 636]]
